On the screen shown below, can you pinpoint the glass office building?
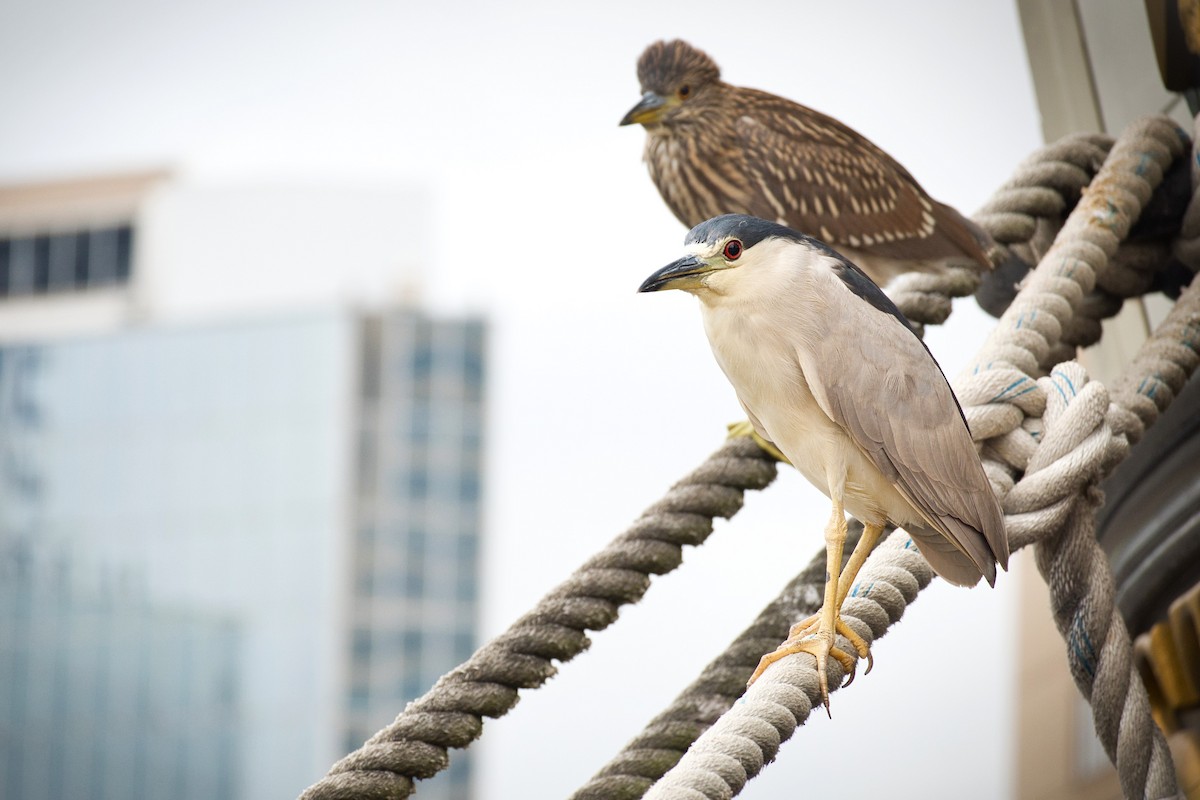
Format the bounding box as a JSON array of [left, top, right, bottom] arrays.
[[0, 309, 485, 799]]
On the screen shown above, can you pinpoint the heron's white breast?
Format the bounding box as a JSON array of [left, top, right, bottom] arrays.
[[699, 294, 840, 492], [695, 249, 921, 527]]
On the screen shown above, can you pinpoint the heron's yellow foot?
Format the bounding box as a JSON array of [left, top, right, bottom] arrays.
[[748, 629, 853, 716], [725, 420, 790, 464], [747, 612, 872, 715], [785, 614, 874, 683]]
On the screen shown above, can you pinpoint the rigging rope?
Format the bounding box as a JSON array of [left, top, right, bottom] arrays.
[[300, 114, 1198, 800], [636, 115, 1194, 800], [573, 120, 1194, 800], [299, 437, 780, 800], [568, 522, 868, 800]]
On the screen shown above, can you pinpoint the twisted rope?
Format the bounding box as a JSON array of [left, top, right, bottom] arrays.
[[895, 132, 1112, 327], [1108, 281, 1200, 446], [638, 115, 1192, 800], [566, 125, 1168, 800], [298, 437, 778, 799], [568, 522, 867, 800], [302, 116, 1197, 800], [887, 129, 1188, 336], [1029, 368, 1175, 800], [640, 530, 935, 800]]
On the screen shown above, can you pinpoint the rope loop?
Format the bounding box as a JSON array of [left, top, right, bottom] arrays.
[[302, 115, 1198, 800], [633, 116, 1191, 800]]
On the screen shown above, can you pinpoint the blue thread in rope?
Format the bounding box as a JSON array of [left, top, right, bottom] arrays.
[[1181, 325, 1198, 352], [1050, 368, 1078, 399], [990, 376, 1038, 403], [1058, 255, 1079, 279], [1068, 616, 1099, 679], [1015, 309, 1041, 330], [1136, 376, 1160, 399], [850, 581, 874, 598]]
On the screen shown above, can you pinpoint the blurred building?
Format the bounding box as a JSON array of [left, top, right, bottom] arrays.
[[0, 173, 485, 799]]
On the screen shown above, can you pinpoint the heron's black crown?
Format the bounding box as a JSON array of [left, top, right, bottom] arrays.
[[686, 215, 920, 338], [685, 214, 828, 254]]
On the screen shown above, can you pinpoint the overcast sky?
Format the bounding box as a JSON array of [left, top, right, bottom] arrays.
[[0, 1, 1046, 797]]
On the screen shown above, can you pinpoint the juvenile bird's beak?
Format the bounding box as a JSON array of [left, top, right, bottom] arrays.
[[620, 91, 672, 126], [638, 254, 711, 293]]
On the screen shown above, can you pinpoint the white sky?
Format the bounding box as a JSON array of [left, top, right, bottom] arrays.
[[0, 1, 1046, 798]]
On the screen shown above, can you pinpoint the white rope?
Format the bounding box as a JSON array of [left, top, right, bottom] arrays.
[[644, 114, 1193, 800]]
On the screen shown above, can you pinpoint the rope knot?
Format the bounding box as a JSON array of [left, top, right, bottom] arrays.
[[1001, 362, 1126, 551]]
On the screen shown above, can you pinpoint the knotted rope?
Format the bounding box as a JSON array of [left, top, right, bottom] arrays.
[[636, 115, 1193, 800], [301, 115, 1198, 800], [573, 122, 1194, 799], [569, 130, 1124, 797]]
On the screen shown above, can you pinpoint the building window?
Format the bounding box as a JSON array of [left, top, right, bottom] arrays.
[[32, 235, 51, 291], [409, 404, 431, 444], [400, 629, 422, 659], [352, 629, 372, 660], [458, 472, 479, 504], [407, 468, 428, 498], [0, 224, 134, 298]]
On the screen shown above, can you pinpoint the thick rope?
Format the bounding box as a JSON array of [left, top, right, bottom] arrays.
[[564, 126, 1123, 800], [894, 132, 1113, 328], [1029, 368, 1174, 799], [889, 127, 1184, 337], [1107, 280, 1200, 446], [639, 116, 1192, 800], [568, 125, 1162, 800], [302, 116, 1197, 800], [568, 522, 867, 800], [639, 531, 934, 800], [641, 269, 1199, 800], [298, 437, 779, 799]]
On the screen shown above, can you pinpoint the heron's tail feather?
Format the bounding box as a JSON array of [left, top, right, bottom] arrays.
[[903, 523, 997, 587]]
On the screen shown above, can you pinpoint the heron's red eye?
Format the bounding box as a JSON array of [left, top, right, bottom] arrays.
[[723, 239, 743, 260], [678, 85, 691, 99]]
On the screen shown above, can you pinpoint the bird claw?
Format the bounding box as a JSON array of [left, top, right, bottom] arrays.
[[788, 614, 872, 665], [750, 613, 873, 715]]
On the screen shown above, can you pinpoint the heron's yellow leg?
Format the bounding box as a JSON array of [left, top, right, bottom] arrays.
[[785, 521, 886, 680], [747, 498, 854, 716]]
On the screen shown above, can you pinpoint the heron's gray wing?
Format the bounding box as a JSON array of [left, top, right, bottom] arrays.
[[798, 260, 1008, 585], [734, 91, 990, 266]]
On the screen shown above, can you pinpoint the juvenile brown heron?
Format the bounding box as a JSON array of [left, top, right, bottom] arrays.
[[638, 214, 1008, 712], [622, 40, 996, 287]]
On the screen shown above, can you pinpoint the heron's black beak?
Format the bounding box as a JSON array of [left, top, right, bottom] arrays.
[[620, 91, 669, 126], [638, 255, 710, 293]]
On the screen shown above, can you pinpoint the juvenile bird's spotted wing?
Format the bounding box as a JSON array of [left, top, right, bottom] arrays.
[[734, 91, 991, 267], [798, 259, 1007, 585]]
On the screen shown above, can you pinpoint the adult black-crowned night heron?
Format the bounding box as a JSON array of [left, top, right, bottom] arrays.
[[622, 39, 996, 287], [639, 214, 1008, 711]]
